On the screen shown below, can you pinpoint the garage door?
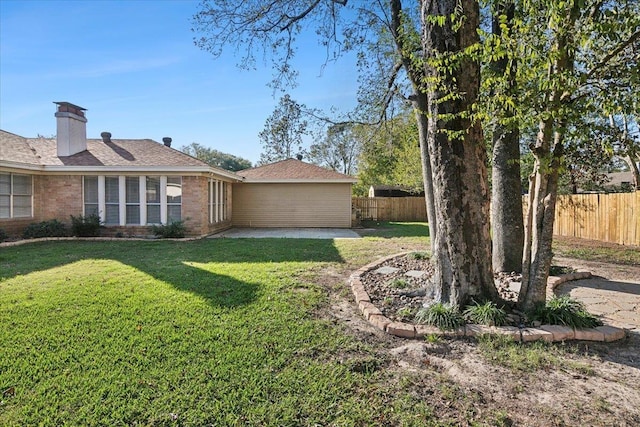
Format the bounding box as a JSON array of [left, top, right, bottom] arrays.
[[232, 183, 352, 228]]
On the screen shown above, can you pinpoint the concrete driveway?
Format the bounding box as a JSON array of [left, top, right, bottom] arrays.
[[211, 228, 361, 239]]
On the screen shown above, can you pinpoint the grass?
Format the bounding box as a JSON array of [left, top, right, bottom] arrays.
[[553, 236, 640, 266], [388, 277, 412, 289], [477, 334, 564, 372], [358, 221, 430, 239], [0, 228, 440, 426], [477, 334, 593, 375]]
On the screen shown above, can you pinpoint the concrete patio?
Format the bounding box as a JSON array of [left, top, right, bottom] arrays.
[[211, 228, 361, 239]]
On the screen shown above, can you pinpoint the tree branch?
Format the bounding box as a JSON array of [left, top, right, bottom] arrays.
[[586, 28, 640, 79]]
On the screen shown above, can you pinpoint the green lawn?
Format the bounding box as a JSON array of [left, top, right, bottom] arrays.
[[1, 231, 437, 426]]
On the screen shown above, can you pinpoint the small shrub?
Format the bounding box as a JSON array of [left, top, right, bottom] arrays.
[[387, 278, 411, 289], [150, 220, 187, 238], [529, 295, 602, 329], [463, 300, 508, 326], [70, 214, 102, 237], [22, 219, 67, 239], [0, 228, 8, 243], [410, 251, 429, 260], [396, 306, 414, 321], [415, 303, 464, 331]]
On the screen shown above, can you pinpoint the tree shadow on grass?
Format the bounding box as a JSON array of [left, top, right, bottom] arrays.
[[0, 238, 345, 308], [357, 221, 430, 239]]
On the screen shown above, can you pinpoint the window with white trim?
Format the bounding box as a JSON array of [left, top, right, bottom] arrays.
[[208, 178, 227, 224], [104, 176, 120, 225], [166, 176, 182, 223], [83, 176, 99, 216], [125, 176, 140, 225], [146, 176, 161, 224], [82, 175, 181, 226], [0, 173, 33, 219]]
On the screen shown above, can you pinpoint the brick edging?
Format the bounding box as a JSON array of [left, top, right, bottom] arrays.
[[350, 253, 627, 343]]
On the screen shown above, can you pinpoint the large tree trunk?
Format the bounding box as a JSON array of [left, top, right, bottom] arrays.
[[492, 127, 524, 273], [420, 0, 497, 305], [490, 0, 524, 273]]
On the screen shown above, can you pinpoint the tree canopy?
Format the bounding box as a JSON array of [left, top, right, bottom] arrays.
[[181, 143, 252, 171], [258, 94, 308, 165], [193, 0, 640, 309]]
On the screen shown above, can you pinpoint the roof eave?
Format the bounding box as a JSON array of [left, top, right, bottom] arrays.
[[0, 160, 45, 171], [1, 162, 242, 181], [241, 178, 356, 184]]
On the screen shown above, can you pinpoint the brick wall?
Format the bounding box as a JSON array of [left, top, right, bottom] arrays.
[[1, 174, 84, 238], [182, 176, 207, 236], [37, 175, 84, 222], [1, 173, 235, 239]]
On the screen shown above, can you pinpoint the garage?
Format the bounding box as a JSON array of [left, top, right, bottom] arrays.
[[232, 159, 356, 228]]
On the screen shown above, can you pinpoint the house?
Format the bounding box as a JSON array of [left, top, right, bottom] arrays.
[[234, 159, 355, 228], [1, 102, 356, 238]]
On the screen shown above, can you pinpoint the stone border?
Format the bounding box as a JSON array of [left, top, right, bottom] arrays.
[[349, 253, 627, 343]]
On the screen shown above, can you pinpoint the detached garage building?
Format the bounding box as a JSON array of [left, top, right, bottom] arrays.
[[233, 159, 356, 228]]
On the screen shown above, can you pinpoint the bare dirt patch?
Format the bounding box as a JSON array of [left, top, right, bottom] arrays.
[[321, 251, 640, 426]]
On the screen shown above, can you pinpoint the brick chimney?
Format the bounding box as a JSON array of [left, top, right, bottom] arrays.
[[54, 101, 87, 156]]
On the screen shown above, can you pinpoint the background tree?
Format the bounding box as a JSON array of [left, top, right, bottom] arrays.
[[181, 142, 252, 171], [308, 123, 361, 175], [354, 113, 423, 196], [514, 0, 640, 311], [258, 94, 308, 165], [483, 0, 524, 273], [194, 0, 498, 306]]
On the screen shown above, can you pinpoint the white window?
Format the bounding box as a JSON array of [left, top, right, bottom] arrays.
[[208, 179, 227, 224], [146, 176, 161, 224], [104, 176, 120, 225], [82, 175, 181, 226], [0, 173, 33, 219], [83, 176, 99, 216], [125, 176, 140, 225], [166, 177, 182, 223]]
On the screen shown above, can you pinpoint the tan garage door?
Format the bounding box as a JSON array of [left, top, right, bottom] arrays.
[[232, 183, 352, 228]]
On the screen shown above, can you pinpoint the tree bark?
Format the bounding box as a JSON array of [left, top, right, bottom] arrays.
[[519, 120, 562, 311], [413, 92, 437, 252], [490, 0, 524, 273], [519, 3, 578, 311], [420, 0, 497, 305]]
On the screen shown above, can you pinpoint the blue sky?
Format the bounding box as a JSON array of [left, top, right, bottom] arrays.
[[0, 0, 359, 164]]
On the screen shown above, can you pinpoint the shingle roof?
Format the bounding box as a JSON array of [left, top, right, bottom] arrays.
[[239, 158, 356, 182], [0, 130, 42, 166], [29, 137, 210, 167], [0, 131, 232, 170]]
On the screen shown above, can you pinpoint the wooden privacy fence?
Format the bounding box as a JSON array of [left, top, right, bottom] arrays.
[[354, 192, 639, 245], [352, 197, 428, 222], [551, 192, 639, 246]]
